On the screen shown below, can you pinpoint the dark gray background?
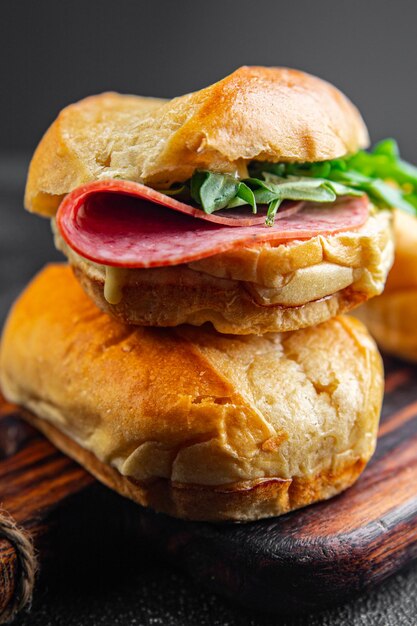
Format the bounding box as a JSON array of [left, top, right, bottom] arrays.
[[2, 0, 417, 160], [2, 1, 417, 624]]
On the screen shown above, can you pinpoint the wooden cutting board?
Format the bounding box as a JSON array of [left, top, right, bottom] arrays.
[[1, 353, 417, 617], [0, 398, 93, 621]]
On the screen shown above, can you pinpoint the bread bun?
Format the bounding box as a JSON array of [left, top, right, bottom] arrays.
[[0, 265, 383, 521], [54, 209, 394, 334], [357, 209, 417, 361], [25, 67, 369, 215], [25, 92, 166, 215]]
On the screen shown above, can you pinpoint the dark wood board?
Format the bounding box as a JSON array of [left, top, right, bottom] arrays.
[[1, 354, 417, 617], [0, 399, 93, 618]]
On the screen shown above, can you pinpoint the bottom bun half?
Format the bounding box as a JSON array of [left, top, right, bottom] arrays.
[[0, 264, 383, 521]]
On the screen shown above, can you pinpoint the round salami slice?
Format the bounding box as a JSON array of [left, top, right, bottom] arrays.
[[57, 179, 303, 227], [56, 179, 369, 269]]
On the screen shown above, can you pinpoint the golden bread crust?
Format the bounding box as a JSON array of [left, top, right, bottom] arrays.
[[0, 265, 383, 520], [20, 410, 367, 522], [74, 263, 368, 334], [25, 67, 369, 214], [25, 92, 166, 215], [357, 210, 417, 361]]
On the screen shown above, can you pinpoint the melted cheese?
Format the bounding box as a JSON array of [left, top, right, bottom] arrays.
[[103, 267, 128, 304]]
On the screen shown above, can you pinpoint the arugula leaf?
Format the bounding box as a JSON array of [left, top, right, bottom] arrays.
[[373, 138, 399, 158], [237, 182, 257, 213], [187, 170, 363, 225], [244, 175, 361, 225], [261, 173, 362, 201], [266, 198, 282, 226], [251, 139, 417, 217], [360, 179, 416, 214], [258, 176, 338, 204], [190, 171, 239, 213], [161, 138, 417, 224]]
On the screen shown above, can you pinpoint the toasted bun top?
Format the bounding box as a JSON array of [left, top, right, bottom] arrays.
[[0, 264, 382, 489], [25, 92, 167, 215], [25, 66, 369, 215]]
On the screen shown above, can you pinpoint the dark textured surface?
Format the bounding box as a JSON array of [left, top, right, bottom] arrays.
[[2, 155, 417, 623], [11, 560, 417, 626], [10, 487, 417, 626], [3, 0, 417, 167]]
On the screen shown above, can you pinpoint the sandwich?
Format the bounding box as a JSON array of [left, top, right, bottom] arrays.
[[24, 67, 395, 335], [0, 66, 390, 522], [0, 265, 383, 521], [357, 207, 417, 361]]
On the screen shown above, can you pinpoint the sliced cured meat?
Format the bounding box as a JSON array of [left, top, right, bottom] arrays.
[[57, 179, 303, 227], [56, 179, 369, 269]]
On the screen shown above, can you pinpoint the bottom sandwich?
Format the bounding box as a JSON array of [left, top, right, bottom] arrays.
[[0, 265, 383, 521]]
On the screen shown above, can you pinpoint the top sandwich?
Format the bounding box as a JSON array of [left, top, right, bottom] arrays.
[[25, 66, 396, 334]]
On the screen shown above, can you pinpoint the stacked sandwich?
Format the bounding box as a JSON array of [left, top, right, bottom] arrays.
[[0, 67, 395, 521]]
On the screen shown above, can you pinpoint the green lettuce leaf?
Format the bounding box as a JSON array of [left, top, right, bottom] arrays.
[[190, 171, 239, 213], [161, 138, 417, 224]]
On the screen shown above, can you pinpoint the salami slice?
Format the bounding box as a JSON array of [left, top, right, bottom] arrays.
[[56, 179, 369, 269], [57, 179, 303, 227]]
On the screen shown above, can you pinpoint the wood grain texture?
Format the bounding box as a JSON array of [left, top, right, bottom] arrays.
[[0, 354, 417, 615], [0, 398, 93, 618]]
